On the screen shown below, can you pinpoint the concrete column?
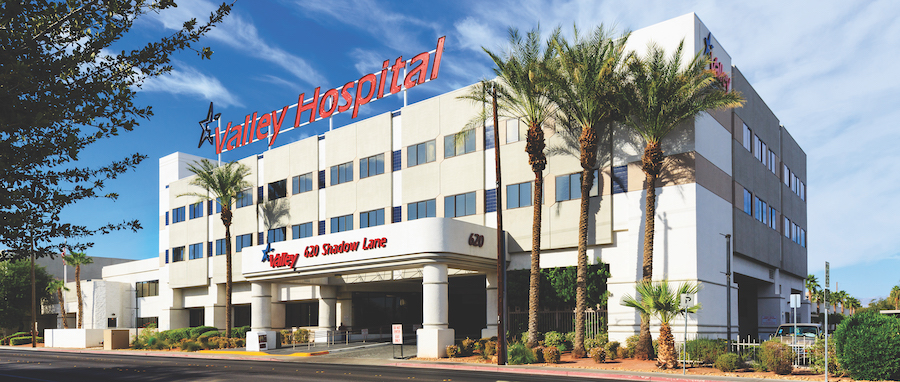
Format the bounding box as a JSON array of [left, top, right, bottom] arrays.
[[482, 272, 498, 338], [206, 283, 226, 329], [162, 288, 188, 330], [417, 263, 454, 358], [317, 285, 337, 343], [250, 282, 272, 331], [337, 292, 353, 328]]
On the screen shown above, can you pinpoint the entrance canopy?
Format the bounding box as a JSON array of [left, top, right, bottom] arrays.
[[242, 218, 501, 282]]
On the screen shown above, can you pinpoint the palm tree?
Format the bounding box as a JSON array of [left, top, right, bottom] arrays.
[[460, 27, 557, 349], [64, 251, 92, 329], [620, 40, 744, 357], [805, 274, 820, 302], [832, 290, 847, 313], [811, 289, 824, 315], [889, 285, 900, 310], [543, 25, 627, 358], [621, 280, 701, 369], [179, 159, 252, 338], [844, 296, 861, 315], [46, 279, 69, 329]]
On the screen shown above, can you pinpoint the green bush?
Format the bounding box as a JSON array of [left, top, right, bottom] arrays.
[[544, 346, 561, 364], [715, 353, 741, 372], [198, 330, 222, 340], [166, 328, 192, 342], [460, 337, 475, 356], [625, 334, 640, 358], [293, 329, 309, 343], [833, 311, 900, 380], [508, 342, 536, 365], [589, 347, 606, 363], [808, 335, 845, 376], [564, 332, 575, 349], [543, 331, 572, 351], [235, 338, 245, 348], [10, 336, 42, 345], [605, 341, 620, 360], [180, 339, 202, 352], [685, 338, 727, 364], [231, 325, 250, 339], [445, 344, 460, 358], [483, 340, 496, 357], [532, 346, 544, 363], [584, 332, 608, 350], [758, 340, 794, 375], [1, 332, 30, 345], [189, 326, 218, 339]]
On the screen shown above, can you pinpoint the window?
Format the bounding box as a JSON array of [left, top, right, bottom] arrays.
[[189, 243, 203, 260], [408, 199, 436, 221], [267, 227, 286, 243], [331, 214, 353, 233], [753, 196, 763, 222], [743, 189, 752, 215], [445, 192, 476, 218], [752, 134, 760, 159], [172, 207, 186, 223], [136, 280, 159, 298], [784, 217, 791, 238], [360, 154, 385, 179], [330, 162, 353, 185], [172, 246, 185, 262], [507, 119, 525, 143], [189, 202, 203, 219], [215, 197, 222, 213], [800, 229, 806, 247], [507, 182, 532, 209], [236, 189, 253, 208], [292, 222, 313, 239], [165, 211, 169, 226], [293, 173, 314, 194], [760, 141, 768, 167], [136, 317, 159, 328], [360, 209, 385, 228], [556, 173, 581, 202], [215, 238, 227, 256], [783, 164, 790, 186], [268, 179, 287, 201], [444, 130, 476, 158], [769, 150, 777, 174], [235, 234, 252, 252], [742, 124, 752, 151], [770, 207, 778, 230], [799, 182, 805, 201], [408, 140, 436, 167]]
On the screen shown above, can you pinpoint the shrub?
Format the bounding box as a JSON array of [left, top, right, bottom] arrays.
[[715, 353, 741, 372], [198, 330, 222, 340], [833, 311, 900, 381], [166, 328, 192, 342], [584, 332, 608, 351], [605, 341, 620, 360], [446, 345, 460, 358], [625, 334, 640, 358], [231, 325, 250, 339], [532, 346, 545, 363], [543, 331, 564, 349], [180, 339, 202, 352], [234, 338, 245, 348], [189, 326, 218, 339], [617, 347, 629, 359], [508, 342, 536, 365], [564, 332, 575, 350], [293, 329, 309, 343], [460, 337, 475, 356], [758, 340, 794, 375], [589, 347, 606, 363], [279, 330, 292, 344], [483, 340, 497, 357], [10, 336, 42, 345], [808, 335, 845, 376], [685, 338, 727, 364], [1, 332, 30, 345], [544, 346, 561, 364]]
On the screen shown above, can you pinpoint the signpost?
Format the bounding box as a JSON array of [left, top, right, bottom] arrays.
[[680, 293, 696, 375], [824, 262, 830, 382], [790, 294, 801, 345]]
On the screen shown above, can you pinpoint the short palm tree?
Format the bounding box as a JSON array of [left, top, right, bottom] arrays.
[[460, 27, 557, 348], [46, 279, 69, 329], [64, 251, 92, 329], [544, 25, 627, 357], [621, 280, 701, 369], [180, 159, 252, 338], [620, 40, 744, 357], [805, 274, 820, 302]]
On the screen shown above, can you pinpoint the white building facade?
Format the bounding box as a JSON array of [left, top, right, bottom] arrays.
[[53, 13, 808, 357]]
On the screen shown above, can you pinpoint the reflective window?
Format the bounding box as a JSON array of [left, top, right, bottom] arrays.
[[136, 280, 159, 298], [236, 189, 253, 208], [408, 140, 436, 167], [215, 238, 227, 256], [235, 234, 253, 252], [408, 199, 436, 221], [267, 227, 286, 243], [445, 192, 476, 217], [360, 154, 385, 179], [444, 130, 476, 158], [292, 222, 313, 239], [556, 173, 581, 202], [172, 207, 186, 223], [293, 173, 314, 194], [507, 182, 532, 209], [331, 215, 353, 233], [189, 242, 203, 260], [189, 202, 203, 219], [172, 246, 185, 262], [360, 209, 385, 228], [268, 179, 287, 201], [330, 162, 353, 185]]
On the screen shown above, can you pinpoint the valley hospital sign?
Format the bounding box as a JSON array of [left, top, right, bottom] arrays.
[[200, 37, 446, 155]]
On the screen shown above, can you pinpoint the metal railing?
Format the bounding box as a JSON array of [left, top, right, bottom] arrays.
[[729, 337, 811, 367], [507, 309, 606, 338]]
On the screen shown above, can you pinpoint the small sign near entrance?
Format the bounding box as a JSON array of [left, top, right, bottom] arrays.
[[392, 324, 403, 345], [790, 294, 801, 308]]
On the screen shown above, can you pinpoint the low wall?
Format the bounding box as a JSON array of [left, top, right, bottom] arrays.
[[44, 329, 105, 348]]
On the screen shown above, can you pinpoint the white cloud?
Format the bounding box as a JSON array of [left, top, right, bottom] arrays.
[[139, 65, 242, 108]]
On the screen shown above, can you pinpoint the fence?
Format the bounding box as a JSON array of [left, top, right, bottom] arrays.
[[728, 337, 811, 367], [507, 309, 606, 338]]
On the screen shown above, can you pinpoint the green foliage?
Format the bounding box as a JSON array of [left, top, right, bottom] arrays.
[[445, 344, 460, 358], [604, 341, 620, 360], [293, 329, 309, 343], [589, 347, 606, 363], [190, 326, 218, 339], [584, 332, 608, 351], [757, 340, 794, 375], [230, 325, 250, 339], [685, 338, 727, 364], [198, 330, 222, 340], [0, 260, 53, 330], [1, 332, 30, 345], [508, 342, 537, 365], [625, 334, 640, 358], [544, 346, 561, 363], [532, 346, 545, 363], [180, 339, 202, 352], [833, 311, 900, 380], [809, 335, 845, 376], [166, 328, 192, 342], [460, 337, 476, 356], [10, 336, 42, 345], [715, 353, 741, 372], [543, 331, 570, 351], [482, 339, 497, 358], [507, 264, 610, 311]]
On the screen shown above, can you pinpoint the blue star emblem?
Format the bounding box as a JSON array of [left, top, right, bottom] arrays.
[[703, 32, 714, 56], [198, 102, 221, 149], [261, 242, 274, 262]]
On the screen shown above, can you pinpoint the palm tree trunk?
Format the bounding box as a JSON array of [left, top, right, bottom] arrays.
[[525, 122, 546, 349], [573, 124, 598, 358], [76, 264, 83, 329], [636, 312, 653, 360], [637, 141, 663, 360], [57, 288, 68, 329], [658, 323, 677, 369], [222, 207, 234, 338]]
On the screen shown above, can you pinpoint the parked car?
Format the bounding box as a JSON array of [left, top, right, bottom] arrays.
[[773, 323, 821, 347]]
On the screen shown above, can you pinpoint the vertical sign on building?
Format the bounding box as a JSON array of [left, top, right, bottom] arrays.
[[392, 324, 403, 345]]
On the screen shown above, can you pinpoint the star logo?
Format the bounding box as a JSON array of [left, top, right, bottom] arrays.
[[261, 242, 274, 262], [198, 102, 221, 149], [703, 32, 714, 56]]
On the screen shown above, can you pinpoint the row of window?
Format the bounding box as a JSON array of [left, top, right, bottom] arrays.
[[783, 163, 806, 201], [742, 123, 806, 201], [135, 280, 159, 298], [741, 188, 806, 248]]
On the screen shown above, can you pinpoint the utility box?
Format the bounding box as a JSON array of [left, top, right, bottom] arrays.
[[103, 329, 130, 350]]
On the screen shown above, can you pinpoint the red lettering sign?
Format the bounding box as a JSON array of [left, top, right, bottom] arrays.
[[214, 37, 446, 155]]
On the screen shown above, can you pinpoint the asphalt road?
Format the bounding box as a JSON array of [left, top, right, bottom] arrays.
[[0, 348, 619, 382]]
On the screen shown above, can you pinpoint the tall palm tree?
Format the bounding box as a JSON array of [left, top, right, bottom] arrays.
[[460, 27, 557, 349], [179, 159, 252, 338], [544, 25, 628, 358], [805, 274, 820, 302], [64, 251, 92, 329], [620, 40, 744, 357], [621, 280, 701, 369], [889, 285, 900, 310], [844, 296, 861, 315], [811, 289, 824, 314], [46, 279, 69, 329], [832, 290, 847, 313]]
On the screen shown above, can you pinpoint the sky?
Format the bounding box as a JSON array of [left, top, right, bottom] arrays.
[[58, 0, 900, 304]]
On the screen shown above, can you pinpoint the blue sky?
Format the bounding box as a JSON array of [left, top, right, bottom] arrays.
[[60, 1, 900, 304]]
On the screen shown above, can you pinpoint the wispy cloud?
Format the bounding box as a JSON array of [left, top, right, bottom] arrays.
[[150, 0, 327, 86], [139, 65, 242, 108]]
